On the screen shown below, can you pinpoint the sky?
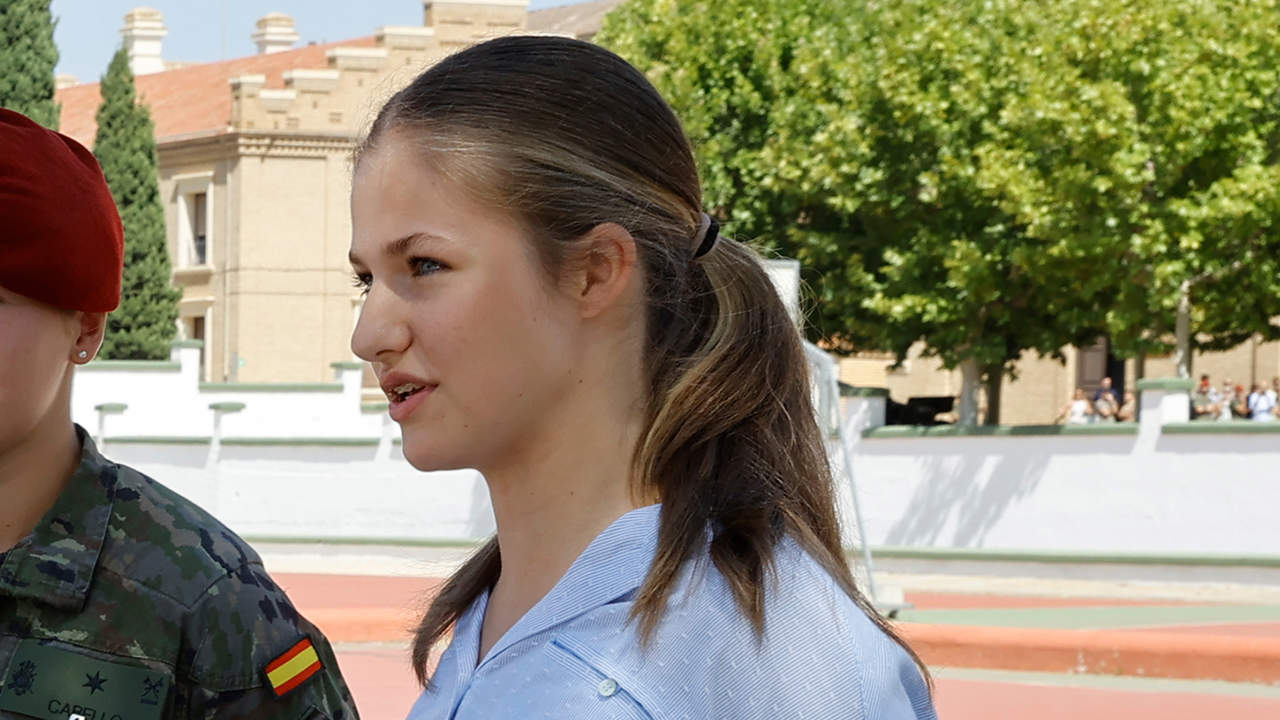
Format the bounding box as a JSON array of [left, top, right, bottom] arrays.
[[50, 0, 589, 85]]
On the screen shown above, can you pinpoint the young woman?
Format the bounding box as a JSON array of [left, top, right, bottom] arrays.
[[349, 36, 936, 719], [0, 108, 356, 718]]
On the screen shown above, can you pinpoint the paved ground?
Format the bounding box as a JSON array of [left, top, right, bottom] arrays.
[[328, 644, 1280, 720], [263, 551, 1280, 719]]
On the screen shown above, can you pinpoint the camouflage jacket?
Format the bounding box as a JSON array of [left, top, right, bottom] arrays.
[[0, 428, 358, 720]]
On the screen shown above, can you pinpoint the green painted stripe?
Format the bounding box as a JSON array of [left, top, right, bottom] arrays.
[[199, 382, 343, 393], [244, 535, 485, 548], [1163, 422, 1280, 435], [864, 423, 1138, 438], [171, 339, 204, 349], [219, 437, 379, 447], [839, 384, 890, 398], [330, 361, 365, 370], [361, 402, 390, 413], [930, 667, 1280, 698], [897, 604, 1280, 630], [1136, 377, 1195, 391], [208, 402, 246, 412], [79, 361, 181, 372], [867, 545, 1280, 568], [104, 436, 212, 445], [94, 403, 128, 413]]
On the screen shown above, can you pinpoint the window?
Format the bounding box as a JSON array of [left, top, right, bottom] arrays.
[[173, 173, 214, 268], [190, 192, 207, 265]]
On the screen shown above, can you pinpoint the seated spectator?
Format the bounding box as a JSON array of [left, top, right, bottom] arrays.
[[1057, 387, 1093, 425], [1094, 389, 1118, 422], [1218, 379, 1237, 421], [1191, 374, 1219, 420], [1248, 382, 1277, 421], [1116, 391, 1137, 422], [1093, 377, 1120, 407], [1232, 384, 1250, 419]]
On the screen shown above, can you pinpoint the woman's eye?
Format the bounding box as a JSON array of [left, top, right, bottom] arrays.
[[410, 257, 444, 276], [351, 272, 372, 296]]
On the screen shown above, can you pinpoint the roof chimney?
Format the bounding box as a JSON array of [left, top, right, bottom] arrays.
[[253, 13, 300, 54], [121, 7, 167, 76]]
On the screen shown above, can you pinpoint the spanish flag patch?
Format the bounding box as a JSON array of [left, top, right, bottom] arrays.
[[265, 637, 323, 697]]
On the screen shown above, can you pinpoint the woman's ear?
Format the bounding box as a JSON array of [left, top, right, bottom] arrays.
[[573, 222, 638, 319], [71, 312, 108, 364]]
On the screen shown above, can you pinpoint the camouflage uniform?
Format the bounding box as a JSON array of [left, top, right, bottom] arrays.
[[0, 427, 358, 719]]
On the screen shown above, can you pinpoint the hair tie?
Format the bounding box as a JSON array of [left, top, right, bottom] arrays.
[[692, 213, 720, 259]]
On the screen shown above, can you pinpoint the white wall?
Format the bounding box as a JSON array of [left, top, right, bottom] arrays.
[[102, 440, 495, 542], [73, 344, 382, 439], [75, 344, 1280, 557], [840, 384, 1280, 557]]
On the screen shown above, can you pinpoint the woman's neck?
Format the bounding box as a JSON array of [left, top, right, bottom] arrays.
[[0, 407, 80, 552], [477, 377, 646, 659]]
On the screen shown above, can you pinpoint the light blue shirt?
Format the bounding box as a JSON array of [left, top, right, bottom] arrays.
[[407, 504, 937, 720]]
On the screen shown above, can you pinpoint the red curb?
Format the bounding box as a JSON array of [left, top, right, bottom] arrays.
[[901, 623, 1280, 685]]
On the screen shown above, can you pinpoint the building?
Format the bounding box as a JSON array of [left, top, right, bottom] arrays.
[[55, 1, 623, 393]]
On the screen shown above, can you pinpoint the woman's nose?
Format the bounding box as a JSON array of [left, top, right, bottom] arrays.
[[351, 284, 410, 363]]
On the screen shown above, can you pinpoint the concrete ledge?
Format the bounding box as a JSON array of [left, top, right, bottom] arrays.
[[901, 623, 1280, 685], [865, 423, 1138, 439], [868, 546, 1280, 569], [200, 382, 343, 393], [220, 437, 379, 447], [80, 361, 181, 372], [1136, 377, 1195, 391], [104, 436, 212, 445], [839, 384, 890, 398], [1163, 422, 1280, 435]]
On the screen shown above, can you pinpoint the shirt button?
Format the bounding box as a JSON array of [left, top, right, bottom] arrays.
[[597, 678, 619, 697]]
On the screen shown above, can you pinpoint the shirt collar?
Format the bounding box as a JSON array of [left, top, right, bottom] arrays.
[[475, 503, 662, 667], [0, 426, 116, 611]]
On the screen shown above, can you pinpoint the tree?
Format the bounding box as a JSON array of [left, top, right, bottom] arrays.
[[0, 0, 60, 128], [602, 0, 1280, 422], [94, 47, 180, 360]]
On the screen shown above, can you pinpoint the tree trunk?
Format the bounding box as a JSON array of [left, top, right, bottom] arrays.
[[983, 366, 1003, 425], [958, 357, 982, 426], [1174, 279, 1192, 379]]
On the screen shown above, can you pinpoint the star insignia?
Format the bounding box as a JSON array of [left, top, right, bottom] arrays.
[[83, 671, 107, 694]]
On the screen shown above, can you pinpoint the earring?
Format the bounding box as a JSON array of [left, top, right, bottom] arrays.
[[78, 351, 88, 360]]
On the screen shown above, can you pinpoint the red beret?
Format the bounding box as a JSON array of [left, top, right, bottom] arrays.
[[0, 108, 124, 312]]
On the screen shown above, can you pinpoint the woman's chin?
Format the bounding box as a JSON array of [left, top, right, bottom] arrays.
[[401, 441, 462, 473]]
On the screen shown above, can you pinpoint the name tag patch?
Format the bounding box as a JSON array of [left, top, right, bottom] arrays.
[[0, 640, 169, 720]]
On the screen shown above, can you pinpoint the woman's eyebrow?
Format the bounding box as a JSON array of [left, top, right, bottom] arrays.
[[348, 231, 452, 267]]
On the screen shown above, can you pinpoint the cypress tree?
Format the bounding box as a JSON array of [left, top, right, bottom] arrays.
[[0, 0, 60, 128], [94, 47, 180, 360]]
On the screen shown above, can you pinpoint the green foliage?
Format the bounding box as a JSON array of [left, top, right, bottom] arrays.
[[0, 0, 60, 128], [600, 0, 1280, 379], [94, 48, 180, 360]]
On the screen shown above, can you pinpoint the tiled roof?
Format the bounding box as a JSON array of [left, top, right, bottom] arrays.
[[526, 0, 625, 40], [55, 36, 376, 147]]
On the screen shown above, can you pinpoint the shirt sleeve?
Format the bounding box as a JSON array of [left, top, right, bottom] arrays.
[[180, 561, 359, 720]]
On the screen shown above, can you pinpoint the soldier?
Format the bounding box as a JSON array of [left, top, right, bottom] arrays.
[[0, 108, 358, 718]]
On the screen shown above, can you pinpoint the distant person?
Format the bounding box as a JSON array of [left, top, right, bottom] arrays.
[[1116, 391, 1137, 422], [1232, 383, 1250, 419], [1273, 377, 1280, 419], [1058, 387, 1094, 424], [1248, 382, 1277, 421], [0, 109, 357, 718], [1093, 376, 1121, 407], [1190, 374, 1220, 420], [1218, 379, 1238, 421], [347, 36, 935, 720]]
